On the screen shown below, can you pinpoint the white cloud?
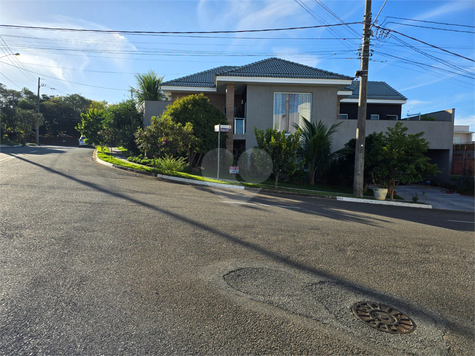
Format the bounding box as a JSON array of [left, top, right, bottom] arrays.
[[416, 0, 474, 20], [272, 47, 320, 67], [454, 114, 475, 128], [402, 99, 431, 116], [0, 13, 137, 97]]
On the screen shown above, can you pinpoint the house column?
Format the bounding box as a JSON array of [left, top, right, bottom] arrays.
[[225, 84, 234, 152]]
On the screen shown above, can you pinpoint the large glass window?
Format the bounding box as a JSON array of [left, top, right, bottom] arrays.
[[273, 93, 311, 133]]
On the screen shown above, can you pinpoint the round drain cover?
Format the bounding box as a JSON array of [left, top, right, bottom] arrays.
[[352, 301, 416, 334]]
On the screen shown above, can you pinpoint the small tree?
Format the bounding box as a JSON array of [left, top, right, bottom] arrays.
[[371, 122, 440, 200], [133, 70, 166, 104], [105, 100, 143, 153], [294, 117, 342, 185], [76, 108, 108, 146], [161, 94, 227, 164], [332, 132, 384, 190], [254, 126, 302, 188], [135, 116, 197, 159]]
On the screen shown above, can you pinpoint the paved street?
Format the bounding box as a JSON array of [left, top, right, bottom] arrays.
[[1, 146, 474, 355]]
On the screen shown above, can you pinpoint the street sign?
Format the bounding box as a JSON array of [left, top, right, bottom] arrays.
[[214, 124, 232, 132], [229, 166, 239, 174]]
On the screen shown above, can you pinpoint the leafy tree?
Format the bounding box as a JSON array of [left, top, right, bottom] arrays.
[[135, 116, 197, 159], [371, 122, 440, 200], [105, 100, 143, 153], [133, 70, 166, 104], [294, 117, 342, 185], [254, 126, 302, 188], [76, 108, 108, 146], [331, 132, 385, 190], [10, 108, 43, 144], [161, 93, 227, 163]]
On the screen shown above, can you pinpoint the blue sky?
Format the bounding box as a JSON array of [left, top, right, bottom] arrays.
[[1, 0, 474, 130]]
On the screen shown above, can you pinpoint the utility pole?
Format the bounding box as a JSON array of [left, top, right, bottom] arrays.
[[36, 77, 41, 146], [353, 0, 372, 197], [36, 77, 46, 145]]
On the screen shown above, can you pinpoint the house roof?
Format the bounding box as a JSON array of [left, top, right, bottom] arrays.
[[219, 57, 353, 80], [161, 58, 352, 88], [162, 66, 238, 88], [343, 80, 407, 101]]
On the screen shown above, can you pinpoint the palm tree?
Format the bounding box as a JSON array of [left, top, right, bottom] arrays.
[[133, 70, 166, 104], [294, 117, 342, 185]]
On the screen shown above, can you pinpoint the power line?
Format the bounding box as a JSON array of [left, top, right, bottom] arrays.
[[374, 25, 475, 62], [0, 72, 22, 88], [0, 36, 36, 82], [0, 33, 361, 45], [0, 60, 129, 91], [390, 35, 474, 77], [384, 16, 475, 28], [293, 0, 357, 52], [0, 23, 362, 35], [386, 22, 475, 34], [313, 0, 360, 37], [371, 0, 388, 27]]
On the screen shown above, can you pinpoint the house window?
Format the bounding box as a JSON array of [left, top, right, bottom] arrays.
[[273, 93, 311, 133], [339, 113, 348, 120], [234, 118, 245, 135], [370, 114, 380, 120], [387, 115, 398, 120]]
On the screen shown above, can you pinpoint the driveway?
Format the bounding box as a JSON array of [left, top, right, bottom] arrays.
[[395, 185, 474, 212]]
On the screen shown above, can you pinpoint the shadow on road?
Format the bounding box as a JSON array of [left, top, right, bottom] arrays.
[[194, 186, 474, 232], [9, 154, 475, 346]]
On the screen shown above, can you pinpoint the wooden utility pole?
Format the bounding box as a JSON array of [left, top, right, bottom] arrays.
[[36, 77, 40, 146], [353, 0, 372, 197]]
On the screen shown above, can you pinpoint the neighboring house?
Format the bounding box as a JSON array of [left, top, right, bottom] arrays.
[[452, 125, 474, 176], [158, 57, 454, 182], [453, 125, 474, 144], [339, 80, 406, 121]]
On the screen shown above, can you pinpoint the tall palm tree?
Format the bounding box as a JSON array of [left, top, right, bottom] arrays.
[[133, 70, 166, 104], [294, 117, 342, 185]]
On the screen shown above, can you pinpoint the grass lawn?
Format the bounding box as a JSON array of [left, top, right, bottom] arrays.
[[97, 147, 371, 197]]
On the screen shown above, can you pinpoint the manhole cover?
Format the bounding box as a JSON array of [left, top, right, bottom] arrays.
[[352, 301, 416, 334]]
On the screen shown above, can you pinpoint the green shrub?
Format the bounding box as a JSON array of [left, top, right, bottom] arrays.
[[153, 155, 187, 173]]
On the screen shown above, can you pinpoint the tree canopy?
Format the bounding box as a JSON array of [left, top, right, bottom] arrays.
[[371, 122, 440, 200], [133, 70, 166, 104], [254, 126, 302, 188], [161, 93, 227, 159], [294, 117, 341, 185]]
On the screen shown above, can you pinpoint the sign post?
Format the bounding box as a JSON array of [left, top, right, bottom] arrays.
[[214, 124, 232, 180]]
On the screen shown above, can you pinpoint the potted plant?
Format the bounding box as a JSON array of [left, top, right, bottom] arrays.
[[371, 172, 389, 200]]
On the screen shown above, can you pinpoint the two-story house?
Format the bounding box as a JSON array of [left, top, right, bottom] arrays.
[[157, 57, 454, 182]]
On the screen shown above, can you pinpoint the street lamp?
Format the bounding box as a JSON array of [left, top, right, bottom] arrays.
[[0, 53, 20, 59]]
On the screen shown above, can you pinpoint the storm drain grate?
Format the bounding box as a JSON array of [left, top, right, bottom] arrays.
[[352, 301, 416, 334]]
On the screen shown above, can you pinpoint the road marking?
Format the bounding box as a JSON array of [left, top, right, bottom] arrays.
[[0, 155, 16, 163], [221, 201, 300, 209], [447, 220, 475, 224]]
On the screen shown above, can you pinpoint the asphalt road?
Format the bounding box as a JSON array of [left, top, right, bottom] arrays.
[[1, 146, 474, 355]]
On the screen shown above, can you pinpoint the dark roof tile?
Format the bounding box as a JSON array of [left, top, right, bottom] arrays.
[[344, 80, 407, 100], [219, 57, 353, 80], [162, 66, 238, 87]]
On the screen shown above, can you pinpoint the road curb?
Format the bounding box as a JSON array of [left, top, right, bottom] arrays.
[[156, 174, 245, 190], [94, 150, 437, 209], [337, 196, 432, 209]]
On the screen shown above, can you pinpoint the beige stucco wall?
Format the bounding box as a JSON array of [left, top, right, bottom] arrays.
[[333, 120, 455, 151], [142, 101, 171, 127], [244, 84, 342, 148]]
